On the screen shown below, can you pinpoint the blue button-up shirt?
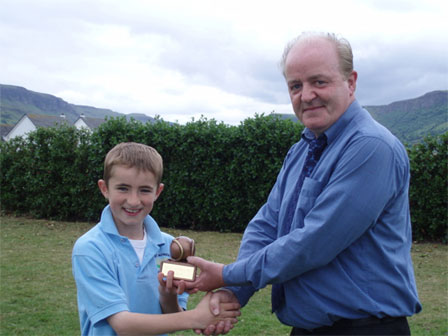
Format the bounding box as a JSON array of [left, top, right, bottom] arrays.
[[223, 100, 421, 329]]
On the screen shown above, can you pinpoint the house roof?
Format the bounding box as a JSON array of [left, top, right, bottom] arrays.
[[0, 124, 14, 141], [81, 117, 106, 129], [27, 114, 72, 127], [4, 114, 109, 141]]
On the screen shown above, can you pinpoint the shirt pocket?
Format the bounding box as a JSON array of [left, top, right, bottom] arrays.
[[296, 177, 325, 225]]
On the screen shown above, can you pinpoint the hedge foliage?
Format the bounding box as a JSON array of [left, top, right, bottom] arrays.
[[0, 116, 446, 241], [408, 132, 448, 242]]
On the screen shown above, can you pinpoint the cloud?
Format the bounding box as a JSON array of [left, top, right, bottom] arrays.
[[1, 0, 447, 124], [355, 34, 448, 105]]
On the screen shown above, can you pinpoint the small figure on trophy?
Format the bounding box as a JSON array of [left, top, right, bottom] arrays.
[[160, 236, 197, 281]]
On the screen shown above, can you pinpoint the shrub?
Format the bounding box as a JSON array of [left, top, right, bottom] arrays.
[[0, 125, 95, 220], [407, 133, 448, 242], [0, 117, 446, 241]]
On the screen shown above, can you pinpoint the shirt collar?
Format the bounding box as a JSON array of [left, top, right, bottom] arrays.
[[301, 99, 361, 145], [99, 205, 165, 246]]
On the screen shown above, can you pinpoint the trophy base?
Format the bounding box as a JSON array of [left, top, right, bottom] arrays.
[[160, 260, 197, 281]]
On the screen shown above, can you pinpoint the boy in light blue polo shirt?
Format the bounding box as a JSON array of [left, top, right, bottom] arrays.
[[72, 142, 240, 335]]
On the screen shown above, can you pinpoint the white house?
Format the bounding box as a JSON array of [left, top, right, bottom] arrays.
[[74, 114, 106, 132], [3, 113, 108, 141], [4, 114, 71, 141]]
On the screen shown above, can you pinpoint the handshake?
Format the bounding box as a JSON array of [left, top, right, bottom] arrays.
[[158, 236, 240, 335]]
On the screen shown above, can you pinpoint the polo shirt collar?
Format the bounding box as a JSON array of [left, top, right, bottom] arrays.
[[99, 205, 165, 246]]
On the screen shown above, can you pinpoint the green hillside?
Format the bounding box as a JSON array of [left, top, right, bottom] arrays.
[[365, 90, 447, 144], [1, 84, 447, 144], [273, 90, 447, 144], [0, 84, 155, 124]]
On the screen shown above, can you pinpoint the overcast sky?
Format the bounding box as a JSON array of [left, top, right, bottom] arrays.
[[1, 0, 447, 125]]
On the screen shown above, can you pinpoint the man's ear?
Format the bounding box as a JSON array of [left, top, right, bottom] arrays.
[[98, 179, 109, 199], [154, 183, 164, 201], [347, 70, 357, 96]]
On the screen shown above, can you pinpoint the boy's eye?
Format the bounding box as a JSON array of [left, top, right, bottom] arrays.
[[117, 187, 128, 192], [141, 189, 152, 193]]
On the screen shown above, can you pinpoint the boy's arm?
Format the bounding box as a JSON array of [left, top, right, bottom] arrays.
[[108, 310, 198, 335], [107, 292, 240, 335]]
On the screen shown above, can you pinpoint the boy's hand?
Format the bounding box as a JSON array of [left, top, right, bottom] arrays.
[[158, 271, 186, 295], [192, 292, 240, 332], [158, 271, 186, 314], [194, 289, 240, 335]]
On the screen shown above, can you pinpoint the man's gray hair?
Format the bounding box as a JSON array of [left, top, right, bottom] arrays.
[[280, 32, 354, 79]]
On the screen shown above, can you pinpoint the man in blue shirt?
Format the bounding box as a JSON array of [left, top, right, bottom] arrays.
[[184, 32, 421, 335]]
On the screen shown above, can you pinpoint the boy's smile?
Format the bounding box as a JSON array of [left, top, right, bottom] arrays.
[[98, 165, 164, 239]]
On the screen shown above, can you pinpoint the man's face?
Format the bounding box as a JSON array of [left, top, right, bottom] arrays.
[[98, 165, 163, 238], [284, 38, 357, 137]]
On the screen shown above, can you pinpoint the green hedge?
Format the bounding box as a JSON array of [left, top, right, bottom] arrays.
[[407, 132, 448, 242], [0, 116, 446, 241]]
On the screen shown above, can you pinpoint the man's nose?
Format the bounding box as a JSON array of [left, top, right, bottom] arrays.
[[301, 84, 317, 103]]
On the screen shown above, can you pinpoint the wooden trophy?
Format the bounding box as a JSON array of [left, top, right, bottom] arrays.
[[160, 236, 197, 281]]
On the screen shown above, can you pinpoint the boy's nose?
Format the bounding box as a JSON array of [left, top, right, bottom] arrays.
[[127, 192, 141, 206]]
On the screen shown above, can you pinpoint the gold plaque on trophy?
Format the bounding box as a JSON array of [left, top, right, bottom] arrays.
[[160, 236, 197, 281], [160, 260, 197, 281]]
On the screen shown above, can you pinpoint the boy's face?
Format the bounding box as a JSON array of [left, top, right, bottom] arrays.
[[98, 165, 164, 239]]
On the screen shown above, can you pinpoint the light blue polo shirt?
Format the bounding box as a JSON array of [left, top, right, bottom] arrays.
[[72, 205, 188, 335]]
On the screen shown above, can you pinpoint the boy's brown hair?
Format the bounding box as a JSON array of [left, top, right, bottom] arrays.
[[103, 142, 163, 185]]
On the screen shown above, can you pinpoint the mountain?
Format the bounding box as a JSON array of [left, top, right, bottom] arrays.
[[0, 84, 156, 124], [1, 84, 447, 144], [364, 91, 447, 144], [273, 90, 448, 144]]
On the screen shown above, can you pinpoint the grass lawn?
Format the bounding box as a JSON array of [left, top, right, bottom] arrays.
[[0, 215, 446, 335]]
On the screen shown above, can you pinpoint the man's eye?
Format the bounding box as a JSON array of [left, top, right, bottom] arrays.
[[141, 189, 152, 193], [316, 80, 326, 86], [290, 83, 302, 91], [117, 187, 128, 191]]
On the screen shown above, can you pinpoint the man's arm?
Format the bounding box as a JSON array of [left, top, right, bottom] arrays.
[[223, 137, 401, 289], [182, 154, 289, 294], [189, 138, 402, 291]]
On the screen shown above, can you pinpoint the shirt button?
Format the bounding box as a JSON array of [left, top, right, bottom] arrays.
[[135, 263, 139, 268]]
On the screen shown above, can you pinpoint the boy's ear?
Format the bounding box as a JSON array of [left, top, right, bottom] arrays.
[[98, 179, 109, 199], [154, 183, 164, 201]]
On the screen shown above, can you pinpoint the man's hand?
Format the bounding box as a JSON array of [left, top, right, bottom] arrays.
[[194, 289, 241, 335], [185, 256, 225, 292]]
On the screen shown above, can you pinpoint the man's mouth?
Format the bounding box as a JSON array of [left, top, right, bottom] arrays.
[[303, 105, 323, 113]]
